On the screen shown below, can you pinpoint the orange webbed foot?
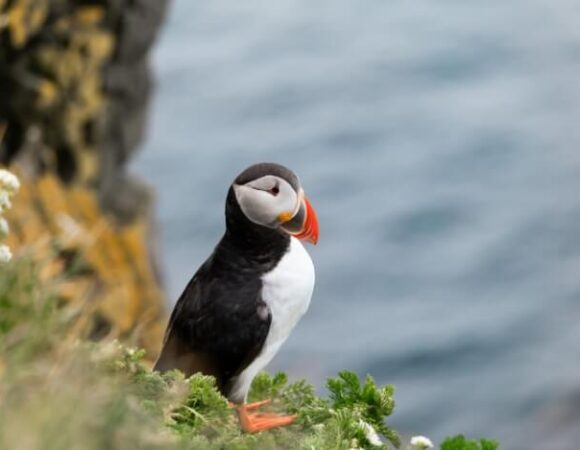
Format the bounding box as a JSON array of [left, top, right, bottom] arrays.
[[236, 400, 296, 433], [244, 399, 271, 411], [229, 400, 270, 410]]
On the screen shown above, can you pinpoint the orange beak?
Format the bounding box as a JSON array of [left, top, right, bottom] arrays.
[[292, 196, 319, 245]]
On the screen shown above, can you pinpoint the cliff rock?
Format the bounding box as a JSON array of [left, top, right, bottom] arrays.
[[0, 0, 172, 357]]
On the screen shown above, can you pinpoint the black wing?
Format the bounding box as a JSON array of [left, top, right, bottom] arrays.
[[153, 255, 271, 392]]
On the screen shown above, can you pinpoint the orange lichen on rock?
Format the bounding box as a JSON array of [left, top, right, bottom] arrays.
[[2, 168, 166, 358]]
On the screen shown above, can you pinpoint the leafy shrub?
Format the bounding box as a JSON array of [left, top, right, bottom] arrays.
[[440, 435, 499, 450]]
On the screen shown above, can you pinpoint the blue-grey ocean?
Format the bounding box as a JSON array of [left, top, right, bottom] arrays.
[[135, 2, 580, 449]]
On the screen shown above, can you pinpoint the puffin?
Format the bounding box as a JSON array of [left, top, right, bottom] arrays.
[[154, 162, 319, 433]]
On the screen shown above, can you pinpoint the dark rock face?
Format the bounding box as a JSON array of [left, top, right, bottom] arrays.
[[0, 0, 172, 357], [0, 0, 171, 223], [100, 0, 170, 223]]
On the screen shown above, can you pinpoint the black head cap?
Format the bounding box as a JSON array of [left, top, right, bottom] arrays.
[[234, 162, 300, 192]]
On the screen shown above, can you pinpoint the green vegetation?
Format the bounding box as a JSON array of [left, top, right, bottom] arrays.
[[0, 257, 500, 450], [440, 435, 499, 450]]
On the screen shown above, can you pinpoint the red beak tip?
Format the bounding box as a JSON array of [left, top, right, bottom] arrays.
[[302, 196, 319, 246]]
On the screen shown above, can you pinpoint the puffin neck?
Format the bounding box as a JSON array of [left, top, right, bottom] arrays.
[[221, 187, 290, 267]]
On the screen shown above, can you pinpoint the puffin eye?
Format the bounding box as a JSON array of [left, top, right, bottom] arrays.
[[270, 185, 280, 196]]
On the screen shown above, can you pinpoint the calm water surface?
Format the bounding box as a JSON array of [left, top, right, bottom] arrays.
[[135, 2, 580, 448]]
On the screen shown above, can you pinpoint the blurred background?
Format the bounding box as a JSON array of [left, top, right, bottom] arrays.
[[135, 2, 580, 450], [2, 1, 579, 449]]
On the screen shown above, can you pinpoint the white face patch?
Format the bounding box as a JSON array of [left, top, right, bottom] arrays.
[[233, 175, 299, 228]]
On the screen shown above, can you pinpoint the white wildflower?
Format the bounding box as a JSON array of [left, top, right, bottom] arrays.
[[0, 244, 12, 263], [410, 435, 434, 449], [0, 191, 11, 212], [359, 420, 383, 447], [0, 169, 19, 258], [0, 217, 8, 239], [349, 438, 362, 450], [0, 169, 20, 194]]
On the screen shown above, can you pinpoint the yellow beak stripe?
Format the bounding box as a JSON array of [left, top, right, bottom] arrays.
[[277, 211, 294, 223]]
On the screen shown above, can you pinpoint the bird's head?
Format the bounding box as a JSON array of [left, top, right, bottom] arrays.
[[231, 163, 319, 245]]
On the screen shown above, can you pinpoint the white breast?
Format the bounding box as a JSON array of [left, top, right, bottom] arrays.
[[228, 237, 315, 403]]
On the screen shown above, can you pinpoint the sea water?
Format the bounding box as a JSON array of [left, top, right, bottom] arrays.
[[136, 2, 580, 448]]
